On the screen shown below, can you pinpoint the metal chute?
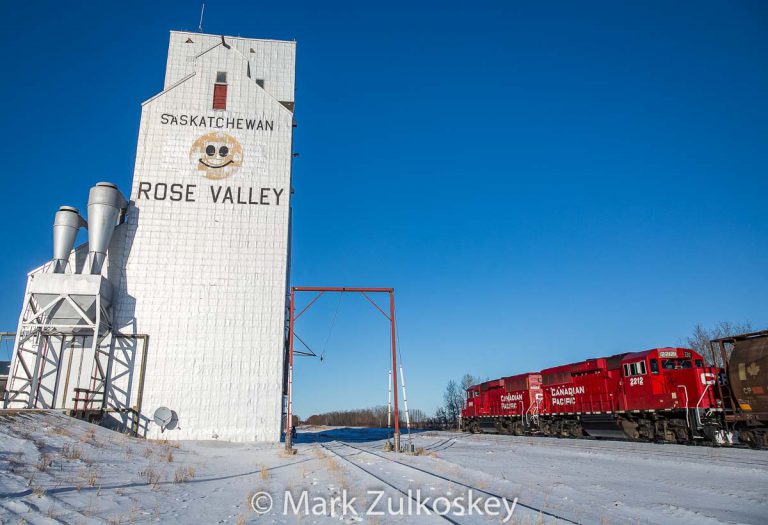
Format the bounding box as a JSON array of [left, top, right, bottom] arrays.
[[52, 206, 87, 273], [85, 182, 127, 275]]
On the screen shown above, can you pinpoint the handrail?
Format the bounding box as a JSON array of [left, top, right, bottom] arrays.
[[694, 384, 711, 428], [677, 385, 690, 428]]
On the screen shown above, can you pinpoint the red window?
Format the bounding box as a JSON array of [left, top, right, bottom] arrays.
[[213, 84, 227, 110]]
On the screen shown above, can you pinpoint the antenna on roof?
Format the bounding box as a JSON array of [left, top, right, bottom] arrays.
[[198, 3, 205, 33]]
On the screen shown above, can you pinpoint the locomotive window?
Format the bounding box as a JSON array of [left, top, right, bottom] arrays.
[[695, 359, 704, 368], [650, 359, 659, 374], [662, 358, 694, 370], [624, 362, 646, 376]]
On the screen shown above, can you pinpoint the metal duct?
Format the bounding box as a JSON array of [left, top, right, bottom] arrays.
[[52, 206, 87, 273], [86, 182, 128, 275]]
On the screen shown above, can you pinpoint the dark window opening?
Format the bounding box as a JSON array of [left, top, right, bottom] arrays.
[[662, 358, 693, 370], [695, 359, 704, 368], [624, 361, 646, 376], [216, 71, 227, 84], [650, 359, 659, 374]]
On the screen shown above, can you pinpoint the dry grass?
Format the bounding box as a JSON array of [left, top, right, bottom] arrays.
[[142, 447, 153, 458], [32, 485, 46, 498], [150, 438, 181, 449], [52, 425, 71, 437], [235, 515, 246, 525], [86, 469, 98, 487], [324, 457, 339, 473], [162, 447, 174, 463], [173, 468, 187, 483], [6, 452, 25, 472], [260, 466, 269, 480], [246, 489, 258, 508], [413, 447, 427, 456], [173, 465, 196, 483], [62, 443, 83, 460], [140, 467, 162, 488], [80, 428, 97, 445], [36, 454, 53, 471]]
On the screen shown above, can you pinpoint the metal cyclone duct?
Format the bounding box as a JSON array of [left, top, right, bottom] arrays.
[[52, 206, 87, 273], [86, 182, 128, 275]]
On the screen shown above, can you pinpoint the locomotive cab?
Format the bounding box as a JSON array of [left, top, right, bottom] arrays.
[[618, 348, 724, 443]]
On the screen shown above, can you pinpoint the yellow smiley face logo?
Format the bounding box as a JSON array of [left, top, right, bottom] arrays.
[[189, 132, 243, 180]]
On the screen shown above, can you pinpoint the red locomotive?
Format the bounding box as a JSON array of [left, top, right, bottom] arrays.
[[461, 347, 729, 445], [464, 373, 543, 435]]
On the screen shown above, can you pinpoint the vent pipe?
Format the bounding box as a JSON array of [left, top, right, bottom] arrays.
[[85, 182, 127, 275], [52, 206, 87, 273]]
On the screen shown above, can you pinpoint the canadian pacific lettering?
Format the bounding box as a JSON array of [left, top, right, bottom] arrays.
[[500, 393, 523, 411], [550, 385, 585, 406]]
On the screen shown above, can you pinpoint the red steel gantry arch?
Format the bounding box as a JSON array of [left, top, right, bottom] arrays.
[[285, 287, 401, 452]]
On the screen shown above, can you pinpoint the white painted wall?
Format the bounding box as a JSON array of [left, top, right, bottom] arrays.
[[111, 32, 295, 441]]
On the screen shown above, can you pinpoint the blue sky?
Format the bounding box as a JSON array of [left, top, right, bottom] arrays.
[[0, 1, 766, 418]]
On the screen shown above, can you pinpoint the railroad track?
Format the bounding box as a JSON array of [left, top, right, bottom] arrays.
[[447, 432, 768, 468], [424, 437, 458, 452], [321, 441, 579, 524]]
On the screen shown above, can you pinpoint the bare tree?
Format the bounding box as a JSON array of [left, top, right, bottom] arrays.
[[460, 373, 476, 391], [434, 407, 449, 429], [686, 321, 753, 365], [443, 380, 463, 429]]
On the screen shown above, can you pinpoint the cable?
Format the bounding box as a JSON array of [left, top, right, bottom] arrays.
[[319, 291, 343, 362]]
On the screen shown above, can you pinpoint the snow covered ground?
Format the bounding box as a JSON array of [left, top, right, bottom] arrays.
[[1, 412, 767, 524]]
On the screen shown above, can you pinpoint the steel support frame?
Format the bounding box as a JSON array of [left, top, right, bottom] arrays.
[[4, 289, 113, 411], [285, 287, 401, 452]]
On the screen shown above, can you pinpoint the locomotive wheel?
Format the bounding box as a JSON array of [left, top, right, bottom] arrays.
[[741, 430, 767, 450], [675, 427, 690, 444], [568, 423, 583, 438]]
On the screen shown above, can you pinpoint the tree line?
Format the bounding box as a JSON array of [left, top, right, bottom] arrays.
[[302, 405, 434, 428]]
